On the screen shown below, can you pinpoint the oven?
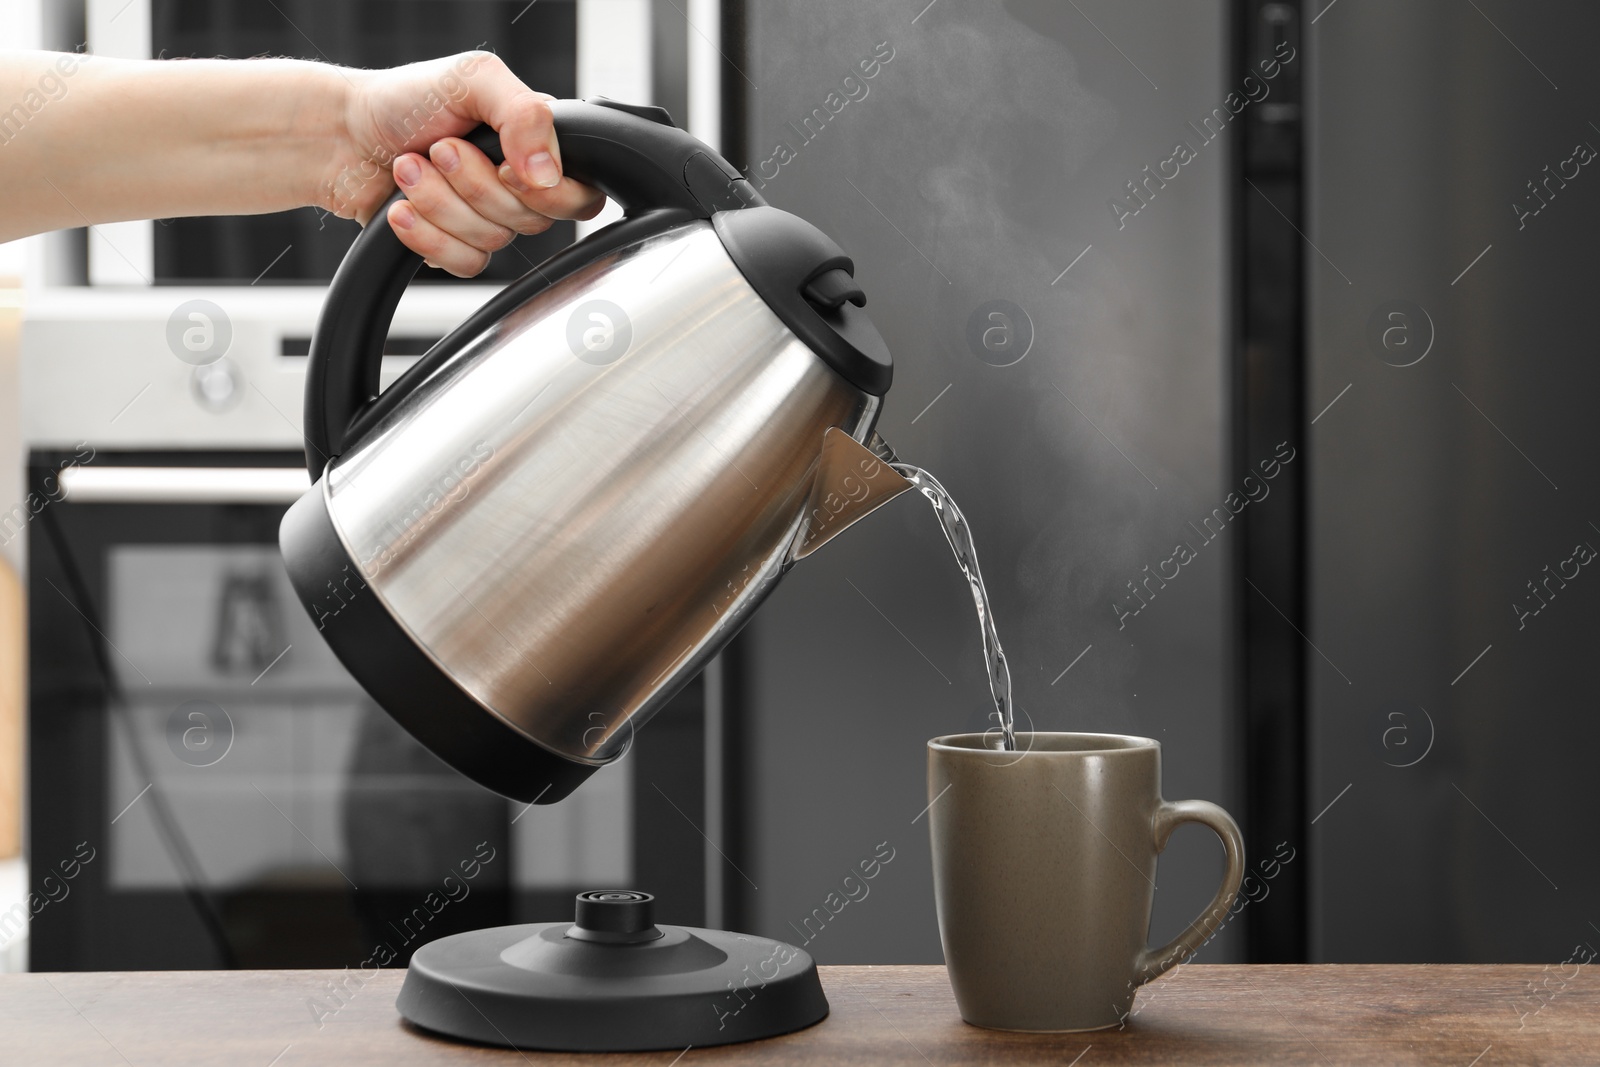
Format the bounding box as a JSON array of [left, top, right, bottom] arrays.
[[21, 0, 727, 971], [26, 451, 711, 970]]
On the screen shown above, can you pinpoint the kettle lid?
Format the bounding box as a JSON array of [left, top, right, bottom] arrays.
[[714, 206, 893, 396]]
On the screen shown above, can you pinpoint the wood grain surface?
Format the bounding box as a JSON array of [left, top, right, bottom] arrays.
[[1, 964, 1590, 1065]]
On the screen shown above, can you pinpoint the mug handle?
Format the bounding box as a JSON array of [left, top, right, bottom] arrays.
[[1134, 799, 1245, 985]]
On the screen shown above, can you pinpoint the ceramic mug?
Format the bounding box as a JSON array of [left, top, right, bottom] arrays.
[[927, 732, 1244, 1031]]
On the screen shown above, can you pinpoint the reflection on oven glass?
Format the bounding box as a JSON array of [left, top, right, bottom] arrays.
[[209, 565, 284, 676], [103, 545, 631, 928]]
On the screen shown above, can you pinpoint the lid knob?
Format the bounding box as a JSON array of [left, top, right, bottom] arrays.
[[567, 890, 664, 944], [802, 267, 866, 311]]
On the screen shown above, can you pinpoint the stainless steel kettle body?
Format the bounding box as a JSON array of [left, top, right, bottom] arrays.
[[326, 221, 876, 767], [280, 101, 907, 802]]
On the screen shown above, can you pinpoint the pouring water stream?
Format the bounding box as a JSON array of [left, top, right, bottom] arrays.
[[889, 463, 1016, 751]]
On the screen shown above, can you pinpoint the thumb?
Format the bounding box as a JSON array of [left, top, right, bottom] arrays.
[[454, 53, 563, 190]]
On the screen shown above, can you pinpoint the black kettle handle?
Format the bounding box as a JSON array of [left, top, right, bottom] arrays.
[[302, 98, 762, 479]]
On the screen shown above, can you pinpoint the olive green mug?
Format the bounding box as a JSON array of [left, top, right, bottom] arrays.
[[927, 732, 1245, 1031]]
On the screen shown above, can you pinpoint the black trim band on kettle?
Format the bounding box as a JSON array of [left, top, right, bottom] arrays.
[[279, 485, 599, 804], [301, 98, 764, 480]]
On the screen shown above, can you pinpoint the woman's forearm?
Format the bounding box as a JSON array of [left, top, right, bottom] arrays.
[[0, 52, 350, 243], [0, 49, 603, 276]]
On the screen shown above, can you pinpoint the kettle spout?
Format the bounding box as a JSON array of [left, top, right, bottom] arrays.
[[790, 427, 914, 561], [865, 430, 900, 464]]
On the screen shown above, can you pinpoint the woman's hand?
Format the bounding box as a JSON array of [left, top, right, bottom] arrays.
[[328, 52, 604, 277]]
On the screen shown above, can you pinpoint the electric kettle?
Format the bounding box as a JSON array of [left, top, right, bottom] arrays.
[[279, 98, 913, 805]]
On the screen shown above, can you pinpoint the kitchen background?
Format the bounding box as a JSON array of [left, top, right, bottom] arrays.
[[0, 0, 1595, 973]]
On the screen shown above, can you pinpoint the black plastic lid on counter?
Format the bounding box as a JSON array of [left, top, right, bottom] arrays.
[[714, 206, 894, 397]]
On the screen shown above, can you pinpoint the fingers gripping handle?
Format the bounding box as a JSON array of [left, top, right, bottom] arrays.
[[301, 99, 762, 479], [1134, 800, 1245, 985], [454, 101, 758, 217]]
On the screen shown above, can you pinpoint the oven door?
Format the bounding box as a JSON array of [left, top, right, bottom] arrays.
[[25, 451, 687, 971]]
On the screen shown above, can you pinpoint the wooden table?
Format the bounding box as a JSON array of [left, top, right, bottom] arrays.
[[1, 964, 1592, 1065]]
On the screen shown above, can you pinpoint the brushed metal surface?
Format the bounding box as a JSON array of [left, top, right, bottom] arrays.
[[790, 428, 913, 561], [324, 222, 878, 764]]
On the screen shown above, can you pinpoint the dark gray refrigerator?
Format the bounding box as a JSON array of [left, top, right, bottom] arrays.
[[1306, 0, 1600, 963], [720, 0, 1600, 967], [727, 0, 1246, 964]]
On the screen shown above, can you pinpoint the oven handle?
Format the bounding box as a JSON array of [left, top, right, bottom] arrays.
[[58, 466, 311, 504]]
